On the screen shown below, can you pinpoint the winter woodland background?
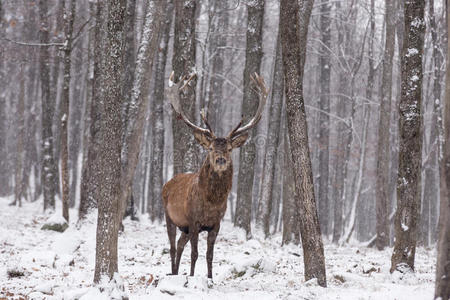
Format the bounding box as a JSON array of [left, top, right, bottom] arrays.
[[0, 0, 449, 299]]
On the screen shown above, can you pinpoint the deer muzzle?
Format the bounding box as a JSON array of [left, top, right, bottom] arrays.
[[216, 157, 226, 165]]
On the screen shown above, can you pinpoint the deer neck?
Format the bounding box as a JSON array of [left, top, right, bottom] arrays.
[[198, 158, 233, 203]]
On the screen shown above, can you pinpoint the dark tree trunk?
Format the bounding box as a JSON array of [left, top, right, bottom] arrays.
[[318, 0, 331, 237], [50, 0, 63, 199], [120, 0, 166, 222], [206, 0, 229, 137], [68, 46, 84, 209], [38, 0, 57, 211], [93, 0, 127, 283], [172, 0, 198, 174], [122, 0, 136, 132], [390, 0, 425, 273], [257, 33, 283, 238], [14, 71, 25, 207], [150, 0, 173, 222], [79, 1, 103, 220], [120, 0, 136, 222], [234, 0, 265, 239], [375, 0, 395, 250], [60, 0, 76, 222], [280, 0, 327, 287], [435, 2, 450, 297], [282, 127, 297, 245]]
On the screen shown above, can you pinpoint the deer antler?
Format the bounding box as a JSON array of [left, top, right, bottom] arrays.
[[227, 73, 268, 140], [166, 71, 215, 138]]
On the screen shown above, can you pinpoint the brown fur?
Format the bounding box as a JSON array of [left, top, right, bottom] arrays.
[[162, 137, 240, 279], [162, 72, 266, 280]]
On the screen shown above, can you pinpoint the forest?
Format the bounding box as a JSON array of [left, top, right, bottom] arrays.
[[0, 0, 449, 299]]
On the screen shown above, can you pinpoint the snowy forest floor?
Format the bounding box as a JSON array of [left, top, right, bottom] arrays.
[[0, 196, 436, 300]]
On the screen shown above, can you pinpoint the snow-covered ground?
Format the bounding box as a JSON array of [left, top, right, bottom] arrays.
[[0, 196, 435, 299]]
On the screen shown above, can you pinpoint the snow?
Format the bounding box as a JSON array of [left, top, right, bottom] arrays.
[[0, 196, 436, 299], [401, 223, 409, 232], [46, 211, 69, 225], [406, 48, 419, 57]]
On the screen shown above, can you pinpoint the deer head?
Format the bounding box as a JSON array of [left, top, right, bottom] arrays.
[[166, 72, 268, 174]]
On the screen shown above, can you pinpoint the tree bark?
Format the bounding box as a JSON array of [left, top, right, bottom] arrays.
[[318, 0, 331, 237], [435, 1, 450, 297], [331, 0, 347, 244], [122, 0, 136, 134], [422, 0, 441, 247], [172, 0, 198, 175], [257, 33, 283, 238], [234, 0, 265, 239], [120, 0, 167, 222], [390, 0, 425, 273], [50, 0, 63, 199], [14, 70, 25, 207], [206, 0, 229, 137], [280, 0, 327, 287], [79, 1, 103, 220], [376, 0, 395, 251], [282, 127, 297, 245], [38, 0, 57, 211], [93, 0, 127, 283], [150, 0, 173, 222], [60, 0, 75, 222]]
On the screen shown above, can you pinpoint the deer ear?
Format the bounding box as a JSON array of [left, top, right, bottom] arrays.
[[194, 131, 212, 149], [231, 133, 249, 148]]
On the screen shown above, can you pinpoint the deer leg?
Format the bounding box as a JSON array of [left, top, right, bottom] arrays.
[[175, 232, 190, 274], [189, 229, 199, 276], [206, 224, 220, 279], [165, 213, 177, 274]]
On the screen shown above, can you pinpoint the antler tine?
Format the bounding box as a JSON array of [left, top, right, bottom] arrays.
[[200, 109, 216, 137], [226, 116, 244, 139], [227, 73, 268, 139], [166, 72, 213, 137]]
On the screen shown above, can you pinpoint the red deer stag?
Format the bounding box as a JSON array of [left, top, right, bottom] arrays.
[[162, 72, 267, 280]]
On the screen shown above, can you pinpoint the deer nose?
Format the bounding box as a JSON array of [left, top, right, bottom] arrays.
[[216, 157, 226, 165]]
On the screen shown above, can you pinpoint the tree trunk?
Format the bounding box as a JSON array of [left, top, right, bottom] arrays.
[[390, 0, 425, 273], [331, 0, 347, 244], [343, 0, 375, 243], [343, 105, 371, 243], [172, 0, 198, 175], [422, 0, 442, 247], [122, 0, 137, 133], [317, 0, 331, 237], [376, 0, 395, 251], [14, 71, 25, 207], [282, 127, 297, 245], [234, 0, 265, 239], [79, 1, 103, 220], [93, 0, 127, 283], [50, 0, 63, 199], [119, 0, 166, 223], [435, 1, 450, 297], [257, 33, 283, 238], [150, 0, 173, 222], [279, 0, 327, 287], [206, 0, 229, 137], [60, 0, 75, 222], [38, 0, 57, 211]]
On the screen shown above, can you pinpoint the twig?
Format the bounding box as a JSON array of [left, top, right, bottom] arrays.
[[1, 37, 64, 47]]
